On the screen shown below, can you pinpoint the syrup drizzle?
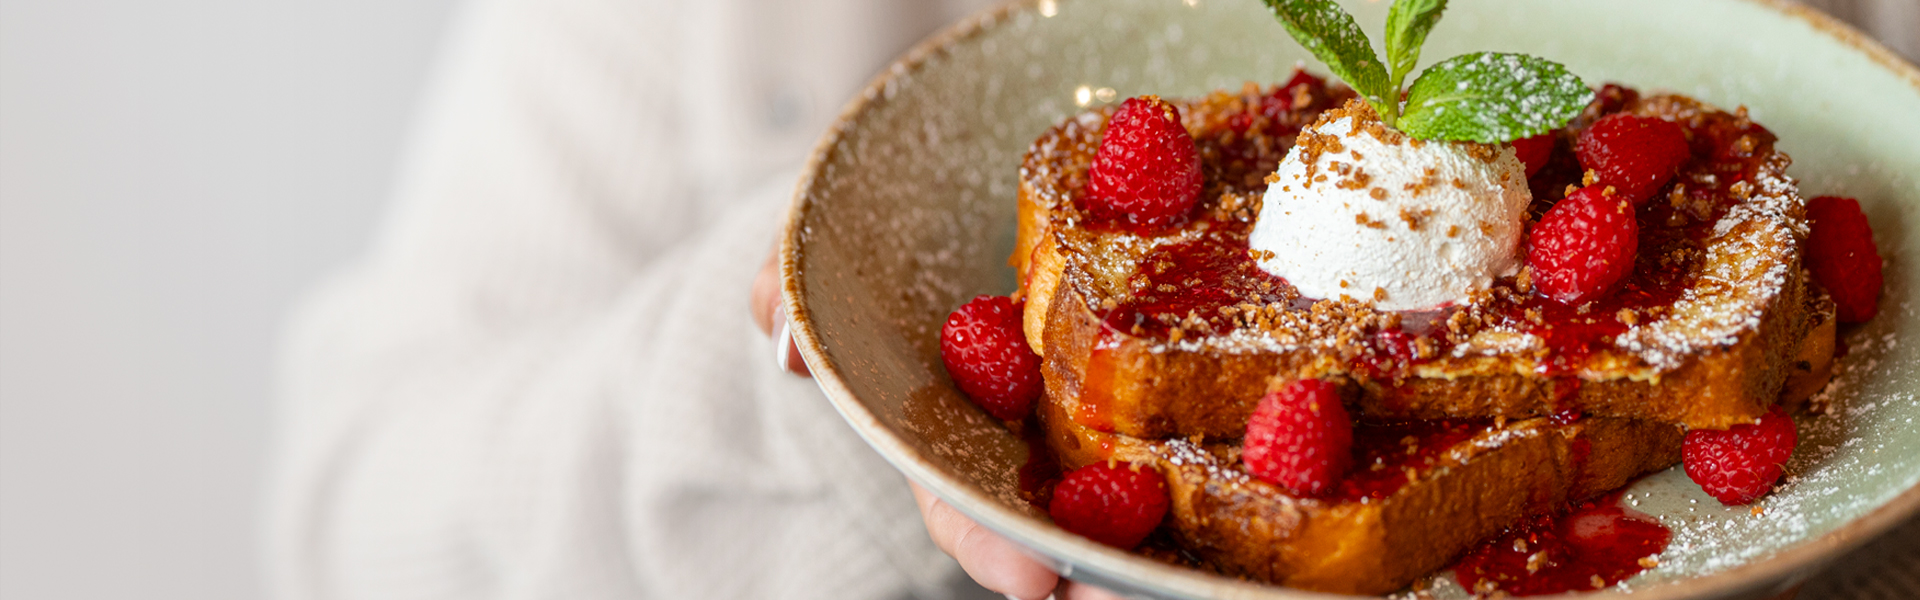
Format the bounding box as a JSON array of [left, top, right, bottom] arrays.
[[1452, 492, 1672, 596], [1100, 232, 1291, 338], [1336, 418, 1490, 502], [1016, 423, 1062, 511]]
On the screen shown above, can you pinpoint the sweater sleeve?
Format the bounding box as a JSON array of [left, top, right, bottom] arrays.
[[265, 0, 963, 597]]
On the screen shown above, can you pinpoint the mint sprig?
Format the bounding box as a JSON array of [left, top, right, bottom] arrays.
[[1262, 0, 1592, 142], [1399, 52, 1590, 143], [1382, 0, 1445, 107]]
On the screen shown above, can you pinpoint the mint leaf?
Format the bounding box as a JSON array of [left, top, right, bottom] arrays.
[[1383, 0, 1446, 103], [1260, 0, 1392, 117], [1398, 52, 1591, 143]]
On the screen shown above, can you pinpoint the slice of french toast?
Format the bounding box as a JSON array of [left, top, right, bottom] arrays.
[[1039, 392, 1683, 595], [1017, 83, 1833, 437]]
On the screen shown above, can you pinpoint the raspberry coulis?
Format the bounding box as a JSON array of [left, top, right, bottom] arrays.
[[1334, 418, 1491, 502], [1452, 491, 1672, 596], [1098, 231, 1291, 338]]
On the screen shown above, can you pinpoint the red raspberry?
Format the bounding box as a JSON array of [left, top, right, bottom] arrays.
[[1048, 461, 1170, 549], [1511, 132, 1555, 178], [1229, 69, 1326, 135], [1805, 196, 1883, 323], [1087, 96, 1203, 230], [1683, 406, 1798, 505], [939, 295, 1042, 420], [1527, 186, 1640, 305], [1575, 113, 1691, 205], [1243, 379, 1353, 496]]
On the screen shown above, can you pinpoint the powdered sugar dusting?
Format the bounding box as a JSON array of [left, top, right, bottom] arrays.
[[1612, 299, 1917, 590]]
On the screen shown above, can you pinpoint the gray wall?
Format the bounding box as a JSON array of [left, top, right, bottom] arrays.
[[0, 1, 459, 598]]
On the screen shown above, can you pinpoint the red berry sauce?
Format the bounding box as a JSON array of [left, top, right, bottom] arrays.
[[1453, 493, 1672, 596], [1334, 419, 1492, 502], [1099, 231, 1293, 339], [1017, 427, 1063, 511]]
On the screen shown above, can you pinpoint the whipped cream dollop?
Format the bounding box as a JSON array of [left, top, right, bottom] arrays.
[[1247, 104, 1533, 311]]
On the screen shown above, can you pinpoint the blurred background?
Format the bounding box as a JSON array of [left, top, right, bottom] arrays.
[[0, 1, 1913, 599], [1, 1, 461, 598]]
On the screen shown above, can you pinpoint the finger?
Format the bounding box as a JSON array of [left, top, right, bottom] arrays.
[[750, 247, 781, 335], [911, 483, 1060, 600], [1057, 580, 1125, 600]]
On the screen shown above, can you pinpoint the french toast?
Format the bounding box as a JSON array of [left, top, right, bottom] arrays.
[[1016, 82, 1834, 437], [1033, 287, 1834, 594], [1039, 395, 1684, 595]]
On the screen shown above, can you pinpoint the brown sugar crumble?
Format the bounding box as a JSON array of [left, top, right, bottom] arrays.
[[1403, 167, 1440, 196], [1398, 207, 1431, 230]]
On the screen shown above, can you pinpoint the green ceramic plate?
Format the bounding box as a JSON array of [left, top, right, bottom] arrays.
[[782, 0, 1920, 598]]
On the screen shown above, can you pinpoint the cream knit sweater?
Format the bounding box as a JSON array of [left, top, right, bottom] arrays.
[[268, 0, 992, 598]]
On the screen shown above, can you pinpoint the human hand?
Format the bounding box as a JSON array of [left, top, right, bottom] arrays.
[[911, 482, 1125, 600], [750, 246, 1121, 600]]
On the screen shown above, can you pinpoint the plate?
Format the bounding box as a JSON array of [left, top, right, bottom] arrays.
[[781, 0, 1920, 597]]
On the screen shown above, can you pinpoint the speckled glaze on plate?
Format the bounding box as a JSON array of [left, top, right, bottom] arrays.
[[780, 0, 1920, 598]]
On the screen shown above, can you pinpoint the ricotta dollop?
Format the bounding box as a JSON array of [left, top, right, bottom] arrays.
[[1247, 106, 1533, 311]]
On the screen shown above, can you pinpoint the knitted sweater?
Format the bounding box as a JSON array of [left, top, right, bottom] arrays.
[[268, 0, 990, 598]]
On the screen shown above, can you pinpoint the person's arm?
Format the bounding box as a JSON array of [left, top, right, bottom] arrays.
[[269, 0, 957, 598]]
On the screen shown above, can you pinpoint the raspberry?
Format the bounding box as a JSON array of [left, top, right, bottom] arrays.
[[1682, 406, 1798, 505], [1511, 132, 1555, 178], [1229, 69, 1326, 135], [1527, 186, 1639, 305], [939, 295, 1042, 420], [1087, 96, 1204, 230], [1243, 379, 1353, 496], [1805, 196, 1883, 323], [1575, 113, 1691, 205], [1048, 461, 1169, 549]]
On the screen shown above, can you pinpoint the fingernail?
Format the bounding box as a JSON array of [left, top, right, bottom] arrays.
[[774, 316, 793, 372], [771, 304, 812, 376]]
